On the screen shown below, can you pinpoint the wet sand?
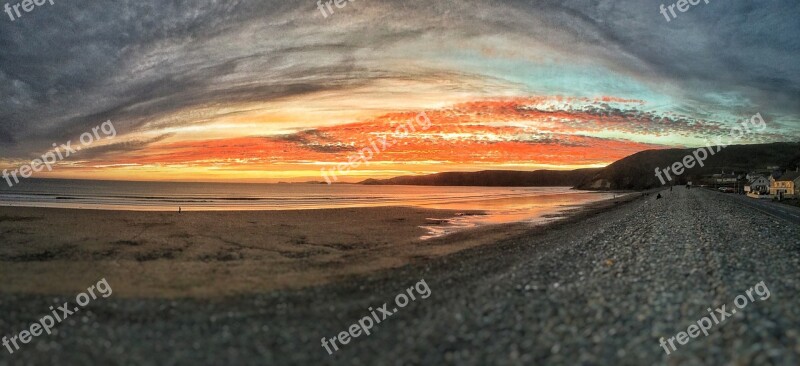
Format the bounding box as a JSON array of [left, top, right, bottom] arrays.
[[0, 195, 632, 298], [0, 206, 512, 298]]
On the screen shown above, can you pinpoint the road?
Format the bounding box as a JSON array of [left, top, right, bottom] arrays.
[[712, 190, 800, 225], [1, 187, 799, 365]]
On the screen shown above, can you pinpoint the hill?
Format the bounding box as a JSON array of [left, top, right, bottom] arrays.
[[575, 142, 800, 190], [360, 169, 601, 187]]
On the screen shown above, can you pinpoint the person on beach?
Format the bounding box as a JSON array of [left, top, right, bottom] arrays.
[[179, 207, 182, 214]]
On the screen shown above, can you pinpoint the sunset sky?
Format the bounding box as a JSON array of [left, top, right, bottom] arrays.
[[1, 0, 799, 182]]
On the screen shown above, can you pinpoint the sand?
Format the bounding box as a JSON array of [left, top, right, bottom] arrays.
[[0, 196, 631, 298], [0, 206, 509, 298]]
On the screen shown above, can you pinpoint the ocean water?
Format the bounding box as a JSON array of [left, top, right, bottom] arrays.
[[0, 179, 619, 238]]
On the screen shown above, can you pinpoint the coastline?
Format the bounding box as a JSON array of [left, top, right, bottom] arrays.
[[3, 188, 796, 364], [0, 193, 635, 299]]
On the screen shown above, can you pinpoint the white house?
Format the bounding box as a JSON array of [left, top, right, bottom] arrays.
[[747, 176, 770, 194], [746, 171, 772, 181]]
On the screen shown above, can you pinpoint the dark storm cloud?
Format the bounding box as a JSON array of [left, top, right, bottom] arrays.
[[0, 0, 379, 156], [552, 0, 800, 114], [451, 0, 799, 116], [0, 0, 798, 159]]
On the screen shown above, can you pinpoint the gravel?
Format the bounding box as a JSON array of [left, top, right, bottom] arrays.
[[1, 187, 799, 365]]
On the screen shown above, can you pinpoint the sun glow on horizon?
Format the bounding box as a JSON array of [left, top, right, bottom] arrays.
[[5, 95, 778, 183]]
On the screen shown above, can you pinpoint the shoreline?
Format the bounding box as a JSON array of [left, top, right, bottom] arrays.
[[2, 187, 798, 364], [0, 193, 638, 299]]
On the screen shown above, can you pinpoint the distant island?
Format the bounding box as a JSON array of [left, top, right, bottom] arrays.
[[359, 142, 800, 190]]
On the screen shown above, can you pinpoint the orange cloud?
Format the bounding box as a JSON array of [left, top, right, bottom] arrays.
[[42, 97, 688, 181]]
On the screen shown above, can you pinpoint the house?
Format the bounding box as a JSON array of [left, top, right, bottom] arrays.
[[715, 174, 737, 184], [746, 170, 772, 181], [770, 171, 800, 198], [747, 175, 770, 194]]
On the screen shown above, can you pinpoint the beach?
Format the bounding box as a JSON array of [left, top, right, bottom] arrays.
[[0, 206, 465, 297], [2, 1, 797, 364], [0, 195, 623, 298], [0, 183, 621, 297], [1, 188, 799, 364]]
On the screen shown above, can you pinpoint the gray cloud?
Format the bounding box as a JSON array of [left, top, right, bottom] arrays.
[[0, 0, 798, 160], [76, 133, 176, 161]]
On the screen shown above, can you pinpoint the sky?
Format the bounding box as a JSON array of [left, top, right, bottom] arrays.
[[0, 0, 799, 182]]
